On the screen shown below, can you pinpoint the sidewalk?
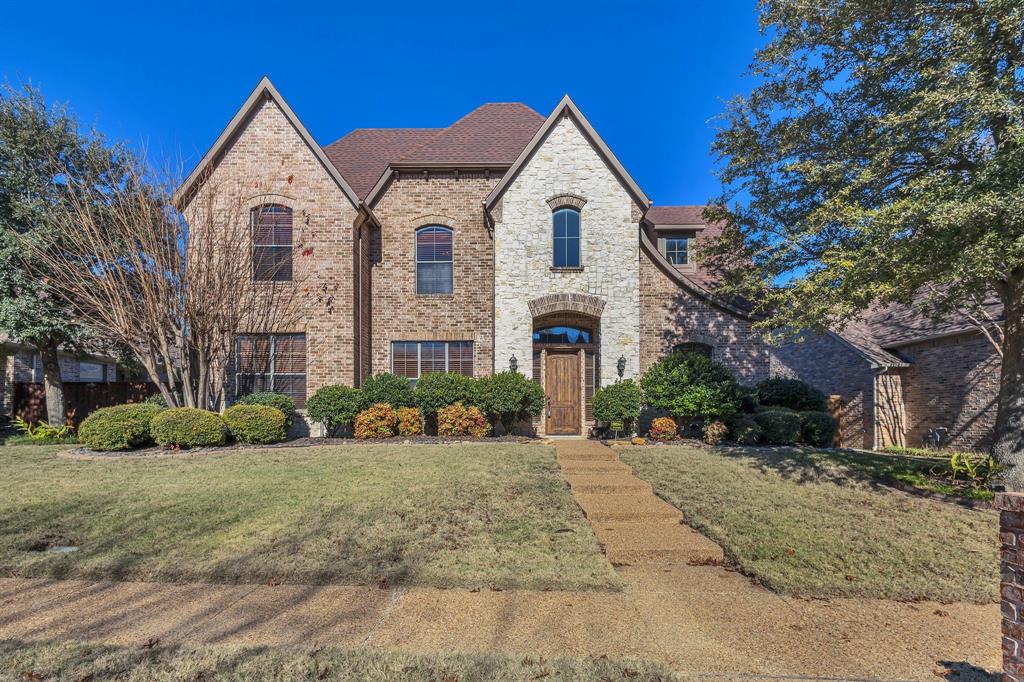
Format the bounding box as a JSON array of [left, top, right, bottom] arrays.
[[0, 442, 1000, 680]]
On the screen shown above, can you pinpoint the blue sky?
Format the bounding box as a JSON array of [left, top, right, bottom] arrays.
[[0, 0, 764, 206]]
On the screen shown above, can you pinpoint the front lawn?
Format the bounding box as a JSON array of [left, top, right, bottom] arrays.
[[0, 444, 619, 591], [618, 445, 998, 603], [0, 640, 679, 681]]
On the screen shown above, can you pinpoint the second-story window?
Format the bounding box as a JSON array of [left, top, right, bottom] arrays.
[[664, 236, 689, 266], [252, 204, 293, 281], [416, 225, 453, 294], [552, 207, 581, 268]]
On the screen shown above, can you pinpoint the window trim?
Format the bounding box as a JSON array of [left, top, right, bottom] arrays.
[[551, 206, 582, 270], [234, 333, 307, 405], [251, 204, 294, 282], [391, 340, 474, 384], [415, 225, 454, 296], [657, 232, 696, 272]]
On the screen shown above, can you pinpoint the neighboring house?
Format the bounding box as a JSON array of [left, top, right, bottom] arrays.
[[178, 77, 771, 435], [772, 298, 1002, 452]]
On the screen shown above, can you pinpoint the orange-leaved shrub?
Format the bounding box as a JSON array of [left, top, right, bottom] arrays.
[[396, 406, 424, 437], [702, 420, 728, 446], [436, 402, 491, 438], [648, 416, 678, 442], [354, 403, 398, 439]]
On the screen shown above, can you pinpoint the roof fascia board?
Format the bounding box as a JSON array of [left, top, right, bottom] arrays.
[[484, 95, 651, 210], [174, 76, 361, 209]]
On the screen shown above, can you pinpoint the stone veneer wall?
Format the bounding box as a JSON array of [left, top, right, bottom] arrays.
[[639, 253, 770, 385], [897, 331, 999, 451], [1000, 492, 1024, 681], [493, 115, 640, 386], [368, 172, 497, 376], [185, 96, 360, 398], [771, 333, 876, 449]]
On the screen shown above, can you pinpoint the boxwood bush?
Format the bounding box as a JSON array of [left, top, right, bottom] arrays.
[[800, 410, 838, 447], [151, 407, 227, 448], [476, 371, 545, 433], [640, 352, 740, 420], [359, 372, 415, 409], [306, 384, 362, 435], [79, 403, 163, 451], [592, 379, 642, 433], [237, 392, 296, 427], [414, 372, 478, 418], [753, 408, 802, 445], [727, 414, 762, 445], [755, 378, 827, 412], [224, 404, 287, 444]]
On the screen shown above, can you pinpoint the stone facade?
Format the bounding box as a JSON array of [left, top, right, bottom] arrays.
[[493, 115, 641, 387], [770, 334, 876, 449], [368, 172, 497, 377], [898, 332, 999, 451]]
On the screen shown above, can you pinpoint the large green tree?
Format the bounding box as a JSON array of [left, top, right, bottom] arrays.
[[0, 84, 121, 424], [704, 2, 1024, 484]]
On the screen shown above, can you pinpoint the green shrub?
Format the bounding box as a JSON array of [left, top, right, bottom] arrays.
[[753, 408, 802, 445], [641, 352, 740, 419], [396, 406, 424, 436], [476, 371, 545, 432], [414, 372, 478, 417], [648, 416, 678, 441], [354, 403, 398, 439], [151, 408, 227, 448], [359, 372, 415, 410], [756, 378, 827, 412], [237, 392, 296, 427], [306, 385, 363, 435], [224, 404, 287, 444], [437, 402, 491, 438], [79, 403, 163, 451], [592, 379, 642, 432], [13, 416, 75, 443], [728, 414, 762, 445], [703, 420, 728, 446], [144, 393, 168, 408], [800, 411, 837, 447]]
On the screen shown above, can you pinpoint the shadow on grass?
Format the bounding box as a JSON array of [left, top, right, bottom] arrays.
[[936, 660, 1002, 681]]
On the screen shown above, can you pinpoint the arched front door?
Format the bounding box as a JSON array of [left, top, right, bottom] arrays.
[[534, 324, 593, 436]]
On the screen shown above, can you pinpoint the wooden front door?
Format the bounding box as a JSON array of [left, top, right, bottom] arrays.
[[545, 352, 581, 435]]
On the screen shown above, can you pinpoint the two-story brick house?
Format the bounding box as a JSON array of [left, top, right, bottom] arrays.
[[177, 77, 770, 435]]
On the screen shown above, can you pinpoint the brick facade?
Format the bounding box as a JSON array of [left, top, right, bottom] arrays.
[[898, 332, 999, 451], [1000, 492, 1024, 681], [368, 172, 497, 377]]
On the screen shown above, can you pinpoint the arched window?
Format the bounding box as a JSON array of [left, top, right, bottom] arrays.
[[672, 342, 713, 358], [533, 326, 591, 345], [552, 207, 581, 268], [416, 225, 453, 294], [252, 204, 293, 281]]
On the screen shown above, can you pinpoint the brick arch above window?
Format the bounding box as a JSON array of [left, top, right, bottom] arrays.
[[669, 337, 716, 358], [407, 214, 457, 232], [546, 193, 587, 211]]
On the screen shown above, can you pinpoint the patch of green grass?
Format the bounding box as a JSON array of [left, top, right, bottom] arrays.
[[835, 449, 994, 502], [0, 639, 680, 681], [0, 444, 619, 591], [618, 445, 998, 603]]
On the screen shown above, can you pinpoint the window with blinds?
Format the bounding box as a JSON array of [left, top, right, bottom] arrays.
[[391, 341, 473, 385], [252, 205, 293, 281], [236, 333, 306, 406], [415, 226, 453, 294]]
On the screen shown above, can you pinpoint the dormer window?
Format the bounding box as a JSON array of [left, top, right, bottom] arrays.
[[664, 236, 689, 265]]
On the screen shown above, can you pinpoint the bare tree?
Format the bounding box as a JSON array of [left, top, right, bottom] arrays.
[[24, 153, 299, 410]]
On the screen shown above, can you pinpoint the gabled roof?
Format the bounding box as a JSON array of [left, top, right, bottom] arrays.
[[175, 77, 361, 208], [484, 95, 652, 210], [397, 103, 544, 167]]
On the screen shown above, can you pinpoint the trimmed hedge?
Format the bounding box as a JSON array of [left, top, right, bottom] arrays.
[[593, 380, 642, 432], [237, 392, 296, 427], [79, 403, 163, 451], [728, 414, 762, 445], [755, 378, 827, 412], [224, 404, 287, 444], [476, 371, 545, 433], [753, 408, 802, 445], [414, 372, 478, 417], [306, 384, 362, 435], [396, 407, 424, 436], [437, 402, 491, 438], [800, 411, 838, 447], [359, 373, 415, 410], [354, 403, 398, 439], [640, 352, 741, 420], [151, 408, 227, 448]]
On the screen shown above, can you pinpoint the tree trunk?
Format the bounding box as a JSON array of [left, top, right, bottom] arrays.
[[38, 343, 66, 426], [995, 272, 1024, 490]]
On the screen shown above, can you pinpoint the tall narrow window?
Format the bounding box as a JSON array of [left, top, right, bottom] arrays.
[[416, 226, 453, 294], [552, 207, 581, 268], [252, 205, 293, 281]]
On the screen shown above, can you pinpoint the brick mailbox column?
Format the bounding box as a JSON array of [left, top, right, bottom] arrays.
[[1000, 492, 1024, 680]]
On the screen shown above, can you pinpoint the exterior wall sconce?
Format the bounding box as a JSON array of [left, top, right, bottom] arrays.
[[617, 355, 626, 378], [509, 355, 518, 372]]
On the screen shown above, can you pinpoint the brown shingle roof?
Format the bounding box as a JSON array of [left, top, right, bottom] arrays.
[[861, 295, 1004, 348], [321, 103, 544, 199], [322, 128, 441, 199], [646, 205, 708, 226]]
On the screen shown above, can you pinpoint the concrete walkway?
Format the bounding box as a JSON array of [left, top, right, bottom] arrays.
[[0, 441, 1001, 680]]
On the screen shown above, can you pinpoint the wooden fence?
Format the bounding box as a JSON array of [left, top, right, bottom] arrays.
[[13, 382, 159, 426]]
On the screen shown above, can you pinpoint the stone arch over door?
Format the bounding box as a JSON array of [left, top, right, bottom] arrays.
[[528, 293, 606, 320]]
